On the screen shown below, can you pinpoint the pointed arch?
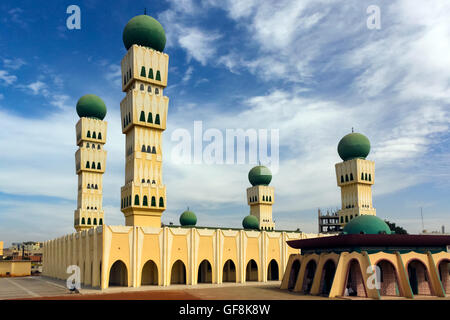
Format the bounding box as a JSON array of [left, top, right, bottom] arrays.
[[343, 259, 367, 297], [170, 260, 186, 284], [159, 197, 164, 207], [143, 195, 148, 206], [134, 195, 140, 206], [407, 259, 433, 296], [155, 114, 160, 125], [140, 66, 146, 77], [155, 70, 161, 81], [109, 260, 128, 287], [81, 217, 86, 225], [245, 259, 258, 282], [141, 260, 158, 285], [197, 259, 213, 284], [288, 260, 301, 290], [98, 132, 102, 140], [151, 196, 156, 207], [87, 130, 91, 138], [97, 162, 101, 170], [319, 259, 336, 296], [148, 68, 154, 79], [140, 111, 145, 122], [87, 218, 91, 225], [267, 259, 279, 281], [99, 218, 103, 225], [92, 132, 96, 139], [301, 260, 317, 294], [222, 260, 236, 283], [93, 218, 97, 225]]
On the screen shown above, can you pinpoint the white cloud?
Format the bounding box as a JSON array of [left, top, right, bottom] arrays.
[[2, 58, 26, 70], [26, 80, 48, 95], [0, 70, 17, 85]]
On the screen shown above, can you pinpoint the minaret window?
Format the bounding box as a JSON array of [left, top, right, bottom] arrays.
[[148, 68, 154, 79], [262, 196, 265, 201], [269, 196, 272, 201], [92, 132, 97, 139], [123, 75, 126, 85], [155, 114, 160, 125], [97, 145, 100, 150], [147, 112, 153, 123], [345, 174, 349, 182], [341, 176, 344, 183], [146, 146, 151, 153], [140, 66, 146, 77], [93, 218, 97, 225], [350, 173, 354, 181], [86, 143, 90, 148], [98, 132, 102, 140], [361, 173, 364, 180], [134, 195, 140, 206], [143, 196, 148, 206], [86, 161, 90, 168], [147, 86, 152, 93], [142, 179, 145, 183], [140, 111, 145, 122], [87, 218, 91, 225], [147, 179, 150, 183], [368, 174, 372, 181], [87, 184, 91, 189], [159, 197, 164, 207], [151, 196, 156, 207], [365, 173, 368, 180], [128, 196, 131, 207], [141, 145, 146, 152], [152, 146, 156, 154], [340, 216, 343, 223], [121, 199, 123, 208], [255, 196, 258, 201], [87, 130, 91, 138], [82, 218, 86, 225], [99, 218, 103, 225], [95, 184, 98, 189], [345, 216, 348, 223], [156, 70, 161, 81], [140, 84, 144, 91], [128, 113, 131, 124], [152, 180, 156, 184], [97, 162, 101, 170], [155, 88, 159, 95]]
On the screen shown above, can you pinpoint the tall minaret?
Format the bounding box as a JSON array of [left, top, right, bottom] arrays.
[[74, 94, 108, 232], [335, 131, 375, 227], [119, 15, 168, 227], [246, 165, 275, 231]]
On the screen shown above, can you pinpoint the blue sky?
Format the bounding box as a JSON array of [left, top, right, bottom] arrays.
[[0, 0, 449, 246]]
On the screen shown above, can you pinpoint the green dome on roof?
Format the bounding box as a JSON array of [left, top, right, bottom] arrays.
[[338, 132, 371, 161], [248, 165, 272, 186], [242, 215, 259, 230], [123, 15, 166, 52], [180, 209, 197, 226], [76, 94, 107, 120], [343, 215, 391, 235]]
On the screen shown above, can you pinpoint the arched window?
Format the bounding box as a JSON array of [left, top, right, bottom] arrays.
[[146, 146, 151, 153], [97, 145, 100, 150], [368, 174, 372, 181], [140, 111, 145, 121], [123, 117, 126, 128], [121, 198, 123, 208], [141, 145, 146, 152], [97, 162, 101, 170], [262, 195, 266, 201], [129, 196, 131, 207], [255, 196, 258, 201], [345, 216, 349, 223], [155, 88, 159, 95], [128, 112, 131, 124], [147, 112, 153, 123], [92, 132, 96, 139], [86, 143, 90, 148], [152, 180, 156, 184], [123, 75, 126, 85], [148, 68, 154, 79], [365, 173, 368, 180], [143, 196, 148, 206], [87, 218, 91, 225], [350, 215, 353, 220], [87, 184, 91, 189], [99, 218, 103, 225], [82, 218, 86, 225], [87, 130, 91, 138], [345, 174, 349, 182], [86, 161, 90, 168], [151, 196, 156, 207], [147, 86, 152, 93], [93, 218, 97, 225], [98, 132, 102, 140], [142, 178, 145, 183], [147, 179, 150, 183], [152, 146, 156, 154], [361, 173, 364, 180], [159, 197, 164, 207], [134, 195, 140, 206], [269, 196, 272, 201], [340, 216, 343, 223], [140, 84, 144, 91], [156, 70, 161, 81], [341, 176, 344, 183], [140, 66, 146, 77], [155, 114, 160, 125], [350, 173, 354, 181]]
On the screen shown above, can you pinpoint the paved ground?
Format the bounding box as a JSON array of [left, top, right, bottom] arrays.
[[2, 276, 450, 300]]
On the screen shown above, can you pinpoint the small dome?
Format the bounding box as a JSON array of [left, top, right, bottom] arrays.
[[337, 132, 371, 161], [76, 94, 107, 120], [242, 215, 259, 230], [180, 209, 197, 226], [123, 15, 166, 52], [343, 215, 391, 235], [248, 165, 272, 186]]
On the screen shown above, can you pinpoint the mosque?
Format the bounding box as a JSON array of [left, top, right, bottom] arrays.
[[42, 14, 317, 289], [280, 133, 450, 299], [42, 14, 450, 298]]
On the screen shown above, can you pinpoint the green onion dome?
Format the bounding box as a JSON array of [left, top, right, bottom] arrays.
[[242, 215, 259, 230], [342, 215, 391, 235], [248, 165, 272, 186], [123, 15, 166, 52], [180, 209, 197, 226], [76, 94, 107, 120], [337, 132, 371, 161]]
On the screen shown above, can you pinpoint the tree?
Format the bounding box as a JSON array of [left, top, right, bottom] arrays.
[[384, 220, 408, 234]]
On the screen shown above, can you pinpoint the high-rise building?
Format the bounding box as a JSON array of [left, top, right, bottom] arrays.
[[335, 131, 375, 227], [74, 94, 107, 231], [119, 15, 169, 228]]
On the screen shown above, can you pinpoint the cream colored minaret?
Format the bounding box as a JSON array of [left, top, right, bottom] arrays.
[[119, 44, 169, 227], [335, 131, 375, 227], [74, 95, 108, 232], [246, 165, 275, 231]]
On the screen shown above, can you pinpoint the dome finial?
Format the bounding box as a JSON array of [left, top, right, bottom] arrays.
[[144, 8, 147, 15], [352, 127, 354, 133]]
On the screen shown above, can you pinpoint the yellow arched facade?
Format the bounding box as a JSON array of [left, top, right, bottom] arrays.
[[43, 226, 322, 289]]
